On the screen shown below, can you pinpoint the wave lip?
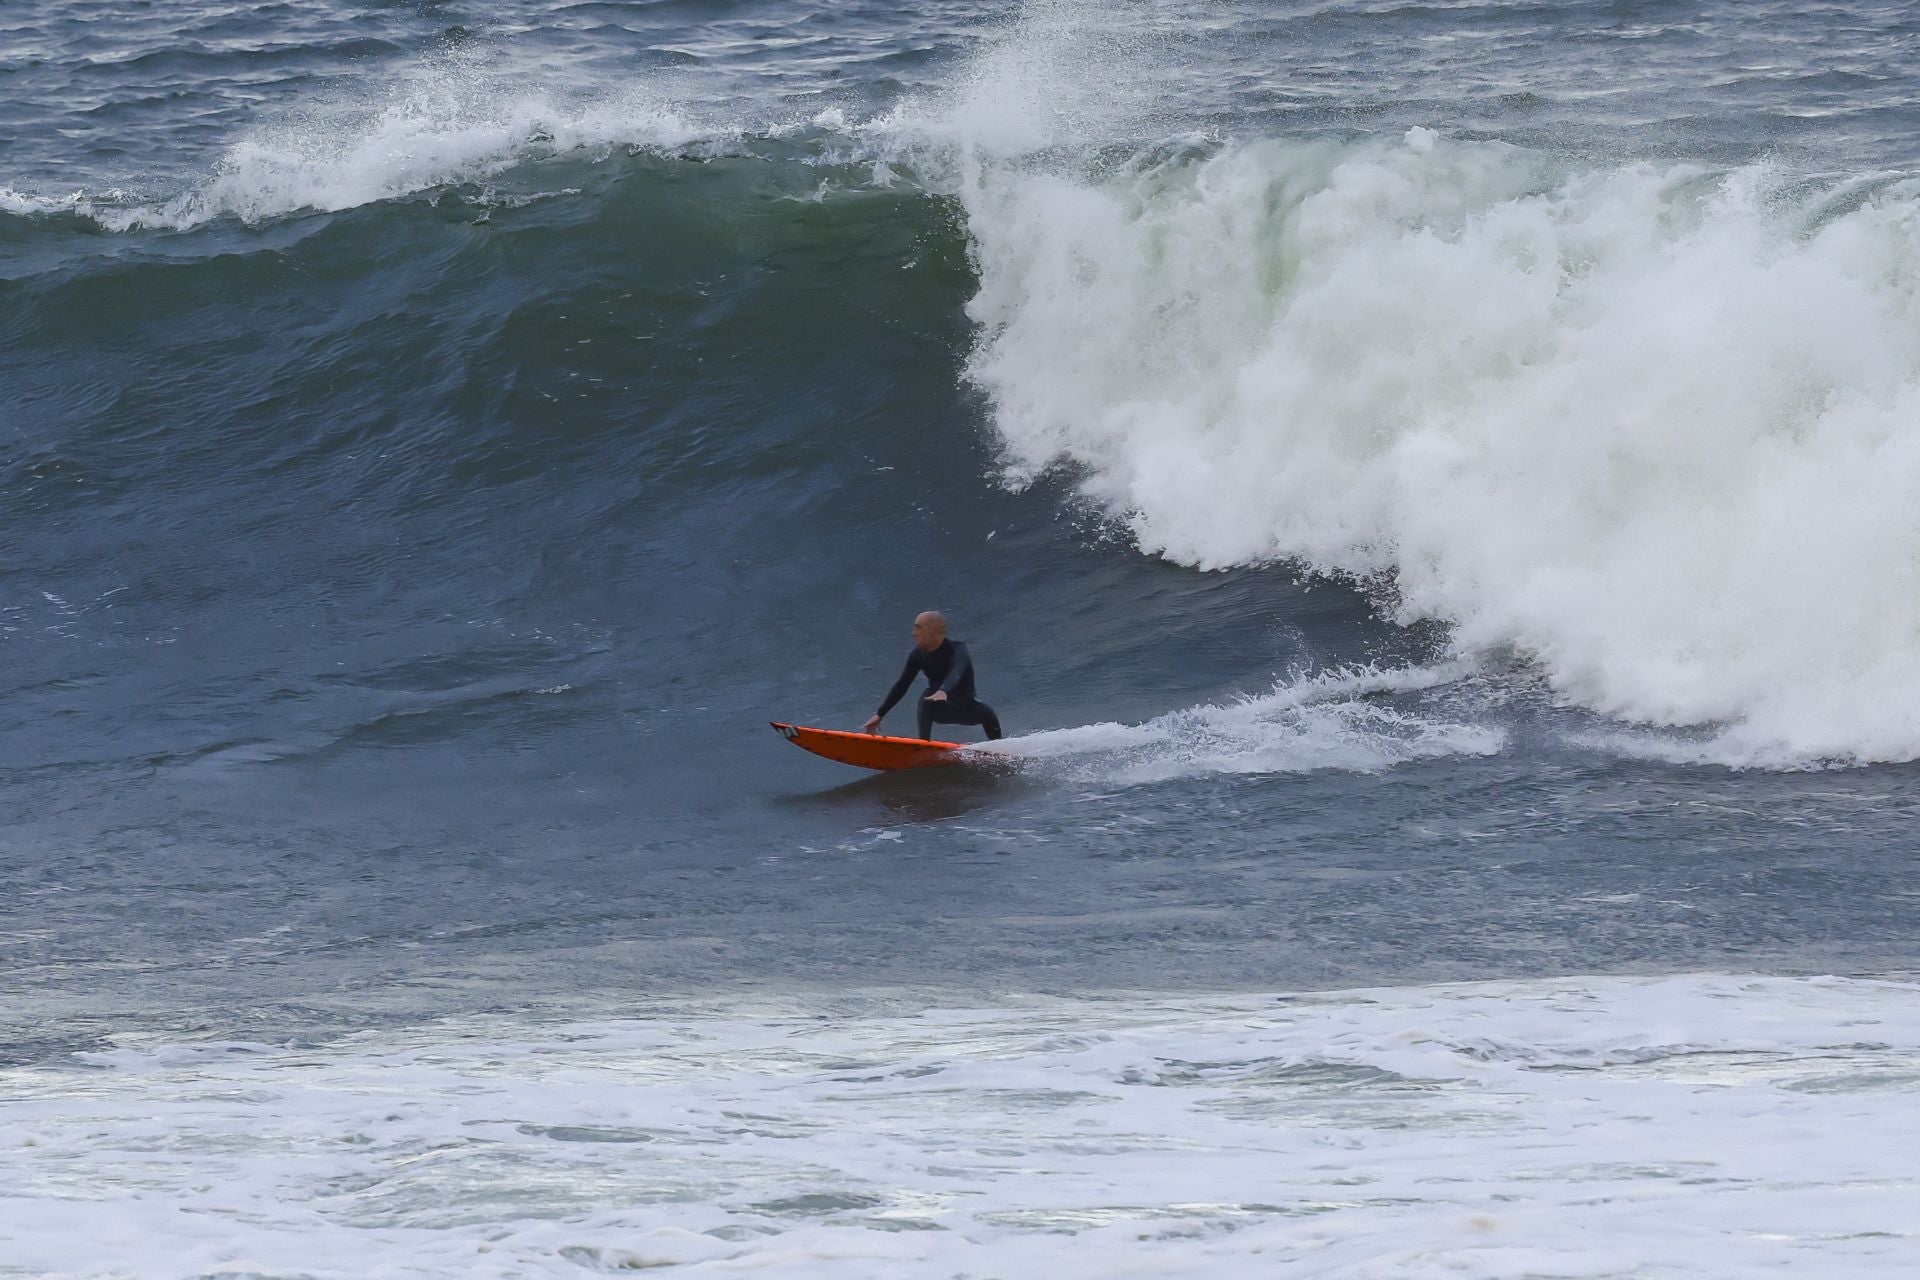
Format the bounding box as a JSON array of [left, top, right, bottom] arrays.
[[8, 58, 727, 232], [957, 127, 1920, 768]]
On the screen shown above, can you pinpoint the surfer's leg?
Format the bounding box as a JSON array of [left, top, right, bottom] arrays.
[[927, 697, 1002, 741], [921, 696, 1000, 741]]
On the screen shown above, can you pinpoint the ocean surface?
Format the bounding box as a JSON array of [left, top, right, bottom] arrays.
[[5, 1, 1920, 1275]]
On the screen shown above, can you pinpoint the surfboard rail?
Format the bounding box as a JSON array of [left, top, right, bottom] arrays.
[[771, 721, 968, 771]]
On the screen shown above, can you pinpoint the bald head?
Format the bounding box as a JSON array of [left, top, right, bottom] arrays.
[[912, 611, 947, 652]]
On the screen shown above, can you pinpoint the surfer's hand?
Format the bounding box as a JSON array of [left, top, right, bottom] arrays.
[[925, 691, 948, 703], [862, 714, 882, 733]]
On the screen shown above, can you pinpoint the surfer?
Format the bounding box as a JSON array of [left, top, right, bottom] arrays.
[[863, 611, 1004, 742]]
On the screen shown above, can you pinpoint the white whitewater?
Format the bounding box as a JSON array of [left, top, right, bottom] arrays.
[[5, 975, 1917, 1278], [955, 132, 1920, 768]]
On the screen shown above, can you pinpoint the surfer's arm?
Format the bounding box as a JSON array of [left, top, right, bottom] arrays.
[[935, 643, 972, 696], [874, 652, 920, 719]]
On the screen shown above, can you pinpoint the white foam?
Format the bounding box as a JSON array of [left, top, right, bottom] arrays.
[[0, 186, 64, 216], [5, 974, 1919, 1278], [985, 662, 1501, 780], [952, 126, 1920, 767], [0, 186, 132, 218], [29, 51, 719, 231], [882, 0, 1177, 158]]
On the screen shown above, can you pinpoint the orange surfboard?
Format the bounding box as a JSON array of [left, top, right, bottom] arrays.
[[771, 722, 968, 771]]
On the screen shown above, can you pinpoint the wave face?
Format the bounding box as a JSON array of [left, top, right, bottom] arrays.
[[22, 16, 1904, 767], [8, 0, 1920, 1033]]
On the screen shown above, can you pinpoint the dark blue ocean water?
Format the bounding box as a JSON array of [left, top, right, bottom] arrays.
[[7, 0, 1920, 1064]]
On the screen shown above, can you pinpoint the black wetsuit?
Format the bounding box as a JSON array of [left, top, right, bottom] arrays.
[[876, 639, 1004, 741]]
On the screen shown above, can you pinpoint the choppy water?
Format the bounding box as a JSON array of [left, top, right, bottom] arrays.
[[6, 1, 1920, 1274], [8, 975, 1920, 1278]]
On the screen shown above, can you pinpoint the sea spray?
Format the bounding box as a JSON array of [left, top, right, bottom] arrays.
[[990, 661, 1503, 781]]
